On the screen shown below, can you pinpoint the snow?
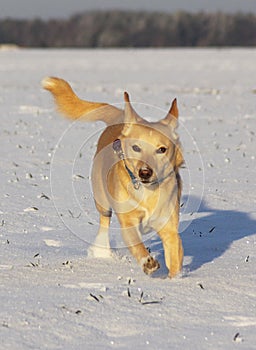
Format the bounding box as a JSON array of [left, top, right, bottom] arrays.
[[0, 48, 256, 349]]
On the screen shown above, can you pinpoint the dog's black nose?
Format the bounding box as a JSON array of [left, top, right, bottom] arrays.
[[139, 167, 153, 180]]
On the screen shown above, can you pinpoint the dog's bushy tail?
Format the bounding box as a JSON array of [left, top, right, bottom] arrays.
[[42, 77, 122, 125]]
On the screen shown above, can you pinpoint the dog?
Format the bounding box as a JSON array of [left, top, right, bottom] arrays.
[[42, 77, 184, 278]]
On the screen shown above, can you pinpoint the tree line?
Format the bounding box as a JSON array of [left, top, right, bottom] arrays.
[[0, 10, 256, 47]]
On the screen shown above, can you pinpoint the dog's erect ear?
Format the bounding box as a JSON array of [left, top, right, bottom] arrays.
[[124, 91, 141, 122], [122, 91, 141, 136], [124, 91, 130, 104], [161, 98, 179, 127], [168, 98, 179, 119]]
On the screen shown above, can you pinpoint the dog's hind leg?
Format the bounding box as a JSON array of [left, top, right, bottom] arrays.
[[88, 214, 112, 258]]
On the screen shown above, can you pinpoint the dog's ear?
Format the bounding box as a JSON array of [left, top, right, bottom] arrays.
[[161, 98, 179, 127], [122, 91, 141, 136], [175, 142, 184, 169]]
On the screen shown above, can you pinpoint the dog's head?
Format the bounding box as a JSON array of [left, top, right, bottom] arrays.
[[120, 92, 183, 186]]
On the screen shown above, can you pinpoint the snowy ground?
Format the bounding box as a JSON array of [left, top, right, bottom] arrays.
[[0, 48, 255, 349]]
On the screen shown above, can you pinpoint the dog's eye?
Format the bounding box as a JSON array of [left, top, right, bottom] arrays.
[[156, 147, 167, 154], [132, 145, 141, 152]]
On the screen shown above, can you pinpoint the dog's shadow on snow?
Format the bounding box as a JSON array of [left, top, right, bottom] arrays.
[[150, 195, 256, 278]]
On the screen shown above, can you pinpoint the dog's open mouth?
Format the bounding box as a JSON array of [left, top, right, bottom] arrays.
[[141, 179, 150, 184], [140, 178, 157, 185]]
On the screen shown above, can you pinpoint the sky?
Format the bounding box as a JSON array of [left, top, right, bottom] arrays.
[[1, 0, 256, 19]]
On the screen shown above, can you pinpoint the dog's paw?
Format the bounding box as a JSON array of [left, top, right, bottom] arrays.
[[88, 230, 112, 258], [168, 267, 183, 279], [87, 245, 112, 259], [141, 256, 160, 275]]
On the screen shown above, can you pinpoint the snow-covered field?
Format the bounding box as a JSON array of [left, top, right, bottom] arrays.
[[0, 48, 255, 349]]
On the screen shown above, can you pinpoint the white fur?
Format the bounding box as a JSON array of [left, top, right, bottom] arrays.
[[87, 229, 112, 258]]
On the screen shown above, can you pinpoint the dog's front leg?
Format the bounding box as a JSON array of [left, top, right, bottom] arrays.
[[158, 223, 183, 278], [118, 217, 160, 275], [88, 215, 112, 258]]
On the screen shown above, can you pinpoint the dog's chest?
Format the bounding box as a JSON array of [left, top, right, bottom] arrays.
[[142, 203, 173, 234], [133, 185, 176, 233]]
